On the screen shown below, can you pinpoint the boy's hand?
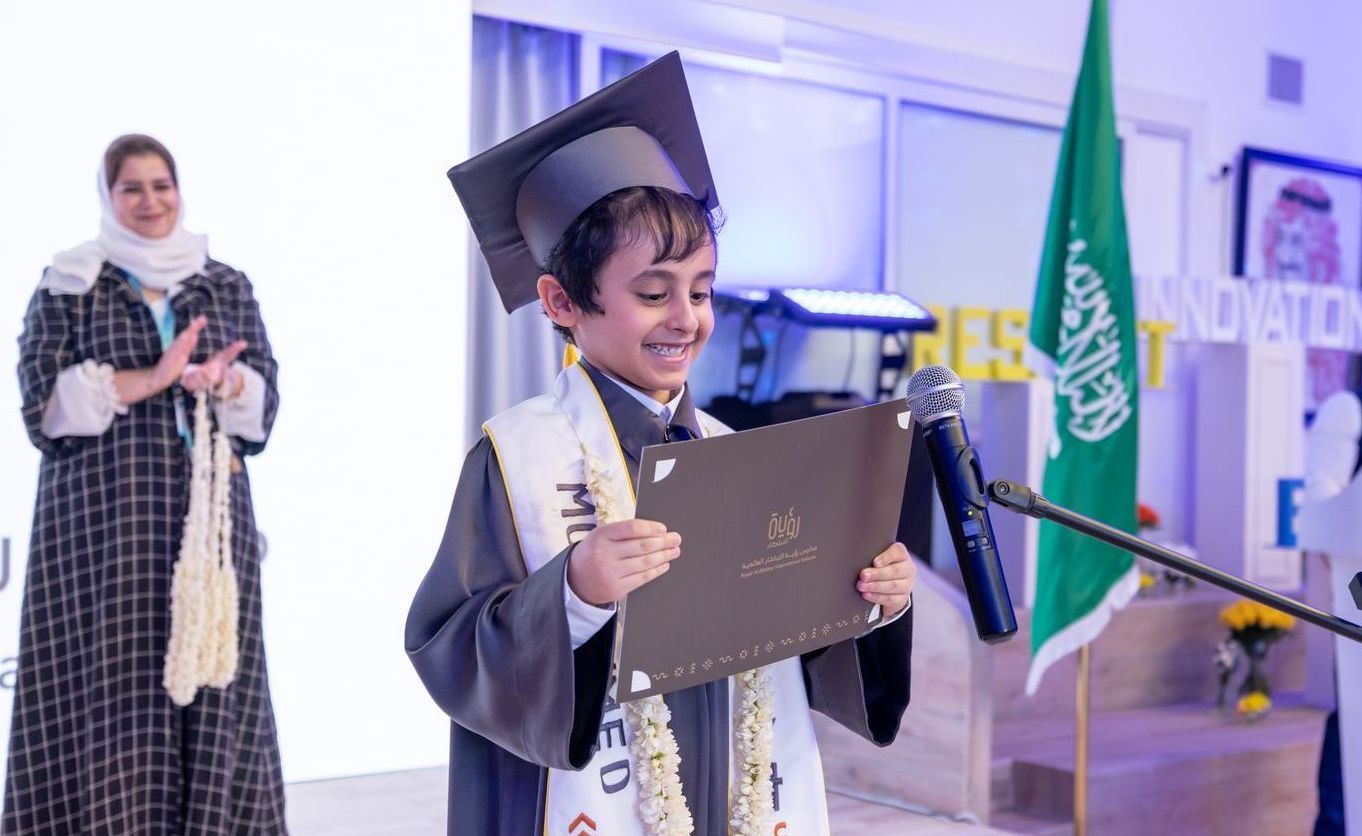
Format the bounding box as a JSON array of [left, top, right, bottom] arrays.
[[857, 542, 917, 618], [567, 519, 682, 606]]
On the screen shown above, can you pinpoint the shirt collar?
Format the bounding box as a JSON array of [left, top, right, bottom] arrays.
[[578, 359, 703, 466], [600, 371, 684, 418]]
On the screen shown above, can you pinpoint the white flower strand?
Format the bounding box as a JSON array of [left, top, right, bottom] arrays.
[[164, 395, 214, 706], [582, 448, 774, 836], [584, 450, 693, 836], [205, 413, 239, 686], [626, 684, 693, 835], [730, 666, 775, 835], [163, 391, 240, 706]]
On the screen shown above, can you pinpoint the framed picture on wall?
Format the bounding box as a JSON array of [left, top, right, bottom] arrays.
[[1234, 146, 1362, 411]]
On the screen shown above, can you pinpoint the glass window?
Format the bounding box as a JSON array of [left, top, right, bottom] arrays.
[[604, 50, 886, 290], [895, 103, 1062, 310]]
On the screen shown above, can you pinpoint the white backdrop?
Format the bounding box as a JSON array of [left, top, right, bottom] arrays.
[[0, 1, 471, 783]]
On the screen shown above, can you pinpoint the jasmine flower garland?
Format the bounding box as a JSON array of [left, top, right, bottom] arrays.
[[625, 687, 693, 835], [163, 392, 240, 706], [205, 399, 239, 687], [730, 666, 775, 835]]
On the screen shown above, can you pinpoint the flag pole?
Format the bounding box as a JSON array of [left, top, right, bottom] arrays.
[[1074, 642, 1091, 836]]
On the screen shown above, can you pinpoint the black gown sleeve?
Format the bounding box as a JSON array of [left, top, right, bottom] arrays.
[[802, 605, 913, 745], [226, 271, 279, 456], [404, 437, 614, 770], [16, 283, 81, 458]]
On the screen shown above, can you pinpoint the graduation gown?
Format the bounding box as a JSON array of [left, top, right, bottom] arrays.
[[8, 261, 287, 835], [405, 362, 913, 835]]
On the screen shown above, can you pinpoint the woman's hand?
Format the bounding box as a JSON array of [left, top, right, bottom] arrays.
[[566, 519, 682, 606], [151, 315, 207, 392], [181, 340, 248, 395], [857, 542, 917, 618], [116, 315, 208, 403]]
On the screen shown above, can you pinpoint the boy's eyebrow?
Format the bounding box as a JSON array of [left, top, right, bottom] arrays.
[[631, 268, 717, 282]]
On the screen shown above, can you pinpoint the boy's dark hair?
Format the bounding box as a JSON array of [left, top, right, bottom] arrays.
[[104, 134, 179, 190], [542, 186, 721, 342]]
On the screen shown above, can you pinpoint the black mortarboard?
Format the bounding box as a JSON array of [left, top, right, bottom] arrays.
[[448, 51, 718, 313]]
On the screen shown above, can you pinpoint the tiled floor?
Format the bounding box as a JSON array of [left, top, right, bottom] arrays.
[[285, 767, 1013, 834]]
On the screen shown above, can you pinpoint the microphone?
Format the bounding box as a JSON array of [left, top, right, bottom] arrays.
[[904, 365, 1018, 643]]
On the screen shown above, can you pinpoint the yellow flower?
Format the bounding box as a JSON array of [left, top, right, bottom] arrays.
[[1140, 572, 1156, 590], [1220, 601, 1249, 630], [1236, 691, 1271, 715], [1267, 608, 1297, 631], [1219, 600, 1296, 633]]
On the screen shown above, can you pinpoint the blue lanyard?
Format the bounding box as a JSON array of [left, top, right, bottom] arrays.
[[126, 274, 191, 445], [126, 275, 176, 350]]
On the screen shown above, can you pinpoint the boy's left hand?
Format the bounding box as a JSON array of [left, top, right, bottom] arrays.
[[857, 542, 917, 618]]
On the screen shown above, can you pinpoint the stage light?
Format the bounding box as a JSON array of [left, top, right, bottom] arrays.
[[774, 288, 936, 331], [716, 286, 935, 332], [729, 288, 772, 304], [713, 287, 775, 317], [712, 285, 936, 403]]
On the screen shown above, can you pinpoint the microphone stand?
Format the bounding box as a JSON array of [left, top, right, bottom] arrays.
[[987, 478, 1362, 645]]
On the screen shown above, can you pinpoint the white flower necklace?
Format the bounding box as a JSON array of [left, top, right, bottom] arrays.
[[164, 391, 240, 706], [731, 666, 775, 835], [583, 450, 775, 836]]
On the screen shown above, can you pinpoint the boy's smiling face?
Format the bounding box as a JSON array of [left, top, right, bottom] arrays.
[[541, 236, 716, 403]]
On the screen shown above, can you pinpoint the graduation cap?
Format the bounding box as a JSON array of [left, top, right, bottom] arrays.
[[449, 51, 719, 313]]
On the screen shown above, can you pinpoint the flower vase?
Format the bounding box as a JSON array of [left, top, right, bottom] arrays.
[[1235, 639, 1272, 722]]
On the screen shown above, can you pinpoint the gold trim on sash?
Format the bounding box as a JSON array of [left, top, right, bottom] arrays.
[[565, 362, 636, 504], [481, 424, 528, 566]]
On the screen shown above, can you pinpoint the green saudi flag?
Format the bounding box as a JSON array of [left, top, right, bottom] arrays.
[[1026, 0, 1140, 695]]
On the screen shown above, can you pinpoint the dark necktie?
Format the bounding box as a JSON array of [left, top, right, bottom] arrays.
[[661, 408, 694, 442]]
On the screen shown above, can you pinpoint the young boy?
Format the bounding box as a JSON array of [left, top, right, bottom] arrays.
[[405, 52, 916, 836]]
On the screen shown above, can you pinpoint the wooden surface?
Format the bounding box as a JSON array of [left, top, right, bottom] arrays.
[[283, 767, 1013, 834], [989, 590, 1325, 836], [991, 588, 1306, 723], [1002, 700, 1325, 835]]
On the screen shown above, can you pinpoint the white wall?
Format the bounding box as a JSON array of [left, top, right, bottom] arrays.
[[0, 1, 470, 782]]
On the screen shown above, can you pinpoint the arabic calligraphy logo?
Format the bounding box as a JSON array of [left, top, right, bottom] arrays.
[[767, 507, 801, 548], [1052, 227, 1133, 456]]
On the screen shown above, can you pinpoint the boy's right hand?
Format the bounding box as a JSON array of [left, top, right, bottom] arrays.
[[567, 519, 682, 606]]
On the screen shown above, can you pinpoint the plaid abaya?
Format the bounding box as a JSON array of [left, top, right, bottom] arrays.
[[6, 260, 286, 834]]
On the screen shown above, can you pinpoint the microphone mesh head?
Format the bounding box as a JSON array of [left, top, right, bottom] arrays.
[[904, 365, 965, 423]]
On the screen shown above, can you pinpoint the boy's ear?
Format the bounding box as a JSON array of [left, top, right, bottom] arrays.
[[537, 274, 579, 329]]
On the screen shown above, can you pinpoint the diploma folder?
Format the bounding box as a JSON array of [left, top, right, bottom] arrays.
[[613, 399, 913, 701]]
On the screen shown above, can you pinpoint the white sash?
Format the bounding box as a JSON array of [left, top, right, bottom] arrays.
[[483, 363, 830, 835]]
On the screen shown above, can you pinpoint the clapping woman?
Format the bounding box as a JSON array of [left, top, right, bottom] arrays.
[[8, 134, 287, 834]]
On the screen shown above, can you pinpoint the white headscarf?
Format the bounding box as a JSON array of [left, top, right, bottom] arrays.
[[41, 160, 209, 295]]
